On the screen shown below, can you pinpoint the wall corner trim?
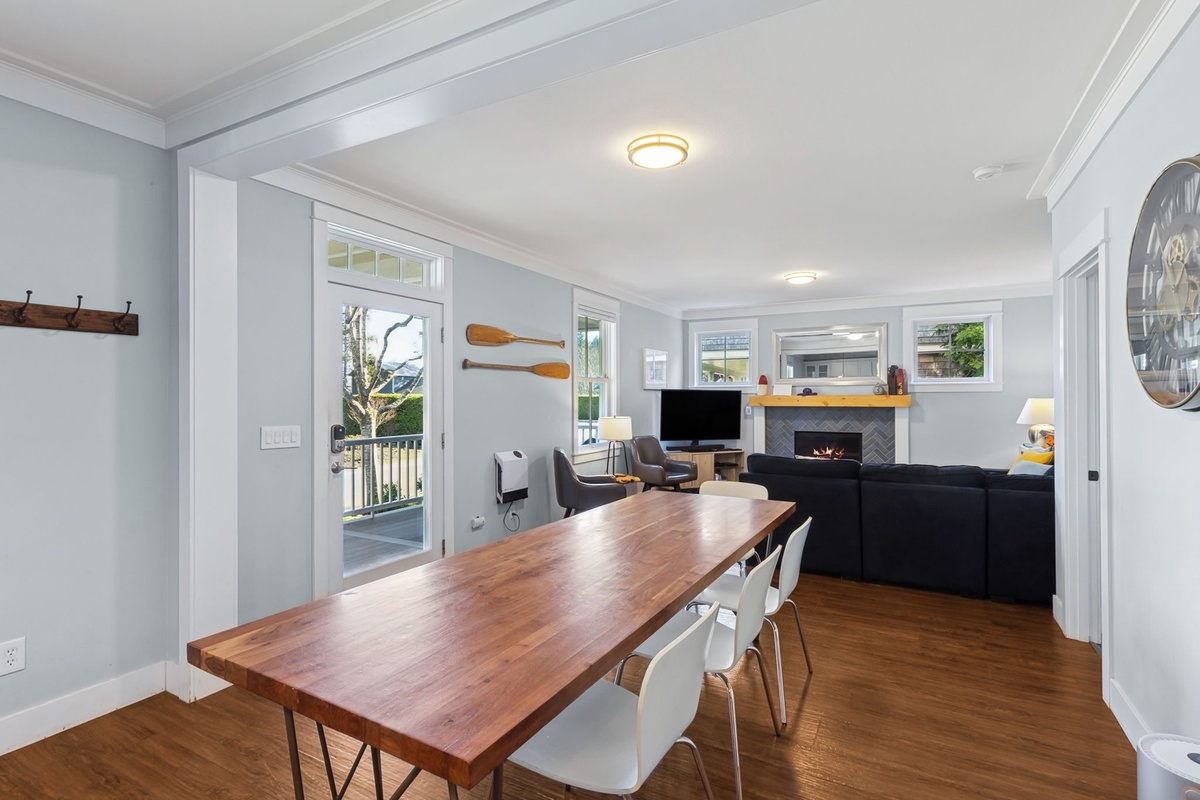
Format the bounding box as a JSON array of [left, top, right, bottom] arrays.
[[0, 661, 166, 756]]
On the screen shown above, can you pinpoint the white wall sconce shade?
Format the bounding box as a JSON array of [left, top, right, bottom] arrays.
[[627, 134, 688, 169]]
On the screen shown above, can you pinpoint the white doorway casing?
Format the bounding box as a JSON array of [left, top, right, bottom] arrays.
[[1054, 210, 1112, 700]]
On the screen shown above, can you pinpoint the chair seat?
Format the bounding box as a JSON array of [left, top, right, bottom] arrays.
[[508, 679, 640, 793], [630, 609, 737, 673], [697, 575, 784, 616]]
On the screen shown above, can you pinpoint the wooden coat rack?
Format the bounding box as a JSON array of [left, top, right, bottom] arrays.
[[0, 291, 138, 336]]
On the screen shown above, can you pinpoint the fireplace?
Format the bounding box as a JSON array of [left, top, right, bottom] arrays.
[[794, 430, 864, 461]]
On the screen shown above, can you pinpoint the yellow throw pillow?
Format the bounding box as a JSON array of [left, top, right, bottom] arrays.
[[1010, 449, 1054, 471]]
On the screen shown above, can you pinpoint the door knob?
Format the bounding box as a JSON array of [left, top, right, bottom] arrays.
[[331, 462, 345, 474]]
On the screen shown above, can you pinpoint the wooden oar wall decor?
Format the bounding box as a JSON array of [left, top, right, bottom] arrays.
[[462, 359, 570, 380], [462, 323, 569, 379], [466, 324, 565, 348]]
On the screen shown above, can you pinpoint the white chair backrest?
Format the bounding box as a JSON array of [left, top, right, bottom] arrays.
[[771, 517, 812, 614], [636, 603, 719, 785], [698, 481, 769, 500], [730, 546, 781, 659]]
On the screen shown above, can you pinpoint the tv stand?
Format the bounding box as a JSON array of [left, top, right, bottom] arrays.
[[664, 449, 745, 490]]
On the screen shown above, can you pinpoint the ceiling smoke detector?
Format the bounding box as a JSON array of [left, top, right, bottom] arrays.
[[972, 164, 1005, 181]]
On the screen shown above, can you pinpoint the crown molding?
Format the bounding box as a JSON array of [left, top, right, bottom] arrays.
[[256, 165, 685, 319], [0, 58, 165, 147], [1031, 0, 1200, 209], [680, 283, 1053, 321]]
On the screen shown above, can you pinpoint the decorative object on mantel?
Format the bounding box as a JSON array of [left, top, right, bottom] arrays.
[[800, 387, 817, 396], [895, 367, 906, 395], [1126, 153, 1200, 409], [1016, 397, 1055, 446], [462, 359, 570, 379], [465, 323, 565, 348], [773, 383, 792, 396], [873, 383, 887, 395], [887, 365, 898, 395], [757, 375, 769, 395], [0, 291, 139, 336]]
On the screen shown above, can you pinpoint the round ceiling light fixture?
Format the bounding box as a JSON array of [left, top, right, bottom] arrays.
[[784, 271, 817, 285], [972, 164, 1005, 181], [627, 134, 689, 169]]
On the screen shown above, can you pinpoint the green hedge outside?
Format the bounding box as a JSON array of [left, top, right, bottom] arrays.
[[342, 394, 424, 437]]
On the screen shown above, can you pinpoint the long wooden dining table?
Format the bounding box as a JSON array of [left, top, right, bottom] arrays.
[[188, 489, 795, 799]]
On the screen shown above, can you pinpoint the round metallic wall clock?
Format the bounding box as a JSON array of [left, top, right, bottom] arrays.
[[1127, 154, 1200, 409]]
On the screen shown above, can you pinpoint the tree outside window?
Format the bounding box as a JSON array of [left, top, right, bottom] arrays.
[[915, 321, 986, 379], [576, 314, 611, 448], [698, 331, 751, 384]]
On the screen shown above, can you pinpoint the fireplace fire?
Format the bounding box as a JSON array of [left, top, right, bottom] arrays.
[[794, 430, 863, 462]]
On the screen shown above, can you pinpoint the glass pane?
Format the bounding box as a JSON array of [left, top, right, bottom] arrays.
[[378, 253, 401, 281], [576, 381, 607, 447], [328, 239, 349, 270], [698, 332, 751, 383], [403, 258, 425, 285], [341, 304, 428, 579], [351, 246, 376, 276], [577, 316, 605, 379], [916, 321, 985, 379]]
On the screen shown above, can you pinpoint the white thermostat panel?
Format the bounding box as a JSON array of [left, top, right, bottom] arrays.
[[495, 450, 529, 503]]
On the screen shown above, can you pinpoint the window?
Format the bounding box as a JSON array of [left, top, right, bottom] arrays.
[[574, 289, 619, 454], [903, 302, 1003, 391], [327, 223, 433, 287], [689, 319, 757, 387]]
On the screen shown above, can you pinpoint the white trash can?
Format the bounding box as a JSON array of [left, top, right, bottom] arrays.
[[1138, 733, 1200, 799]]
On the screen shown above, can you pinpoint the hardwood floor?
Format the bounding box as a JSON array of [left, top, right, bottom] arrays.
[[0, 576, 1135, 799]]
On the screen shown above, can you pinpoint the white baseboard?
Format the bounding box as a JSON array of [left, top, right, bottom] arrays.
[[0, 661, 166, 756], [1110, 678, 1151, 748], [165, 659, 229, 703], [1053, 594, 1066, 633]]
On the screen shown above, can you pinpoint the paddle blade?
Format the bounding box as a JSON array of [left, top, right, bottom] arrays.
[[531, 362, 571, 380], [465, 324, 515, 346]]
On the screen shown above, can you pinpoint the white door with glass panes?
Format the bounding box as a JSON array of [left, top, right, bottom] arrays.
[[317, 223, 446, 593]]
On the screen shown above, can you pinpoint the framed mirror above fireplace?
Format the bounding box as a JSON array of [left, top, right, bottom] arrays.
[[772, 323, 888, 386]]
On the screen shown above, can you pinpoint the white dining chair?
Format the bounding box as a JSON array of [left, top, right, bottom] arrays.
[[507, 604, 721, 800], [616, 547, 782, 800], [698, 480, 770, 572], [696, 517, 813, 727]]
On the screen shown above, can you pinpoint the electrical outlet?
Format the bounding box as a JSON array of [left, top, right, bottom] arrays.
[[0, 637, 25, 677]]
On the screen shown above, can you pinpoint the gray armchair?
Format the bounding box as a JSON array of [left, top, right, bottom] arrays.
[[553, 447, 626, 518], [626, 436, 698, 490]]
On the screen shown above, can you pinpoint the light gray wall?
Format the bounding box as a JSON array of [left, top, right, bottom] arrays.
[[618, 301, 686, 441], [451, 249, 572, 549], [1050, 11, 1200, 740], [236, 179, 314, 622], [693, 295, 1053, 468], [0, 97, 173, 717]]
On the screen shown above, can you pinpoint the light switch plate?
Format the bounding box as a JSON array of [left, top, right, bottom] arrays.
[[260, 425, 301, 450]]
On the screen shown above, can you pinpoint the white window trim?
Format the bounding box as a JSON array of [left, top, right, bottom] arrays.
[[688, 318, 759, 388], [902, 301, 1004, 393], [573, 288, 620, 460]]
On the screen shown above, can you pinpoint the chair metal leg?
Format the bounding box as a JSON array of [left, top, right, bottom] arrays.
[[765, 617, 787, 727], [712, 672, 743, 800], [675, 736, 716, 800], [748, 646, 781, 736], [783, 598, 813, 674], [614, 654, 638, 686]]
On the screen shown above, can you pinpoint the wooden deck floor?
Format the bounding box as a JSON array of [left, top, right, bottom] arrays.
[[343, 507, 424, 576], [0, 576, 1136, 799]]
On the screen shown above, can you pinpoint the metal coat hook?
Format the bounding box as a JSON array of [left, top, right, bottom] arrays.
[[113, 301, 133, 333], [13, 290, 31, 324], [65, 295, 83, 329]]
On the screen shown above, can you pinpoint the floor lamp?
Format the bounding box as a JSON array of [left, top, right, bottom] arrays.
[[598, 416, 633, 475]]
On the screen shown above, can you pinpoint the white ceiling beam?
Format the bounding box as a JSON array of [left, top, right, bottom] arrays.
[[176, 0, 819, 178]]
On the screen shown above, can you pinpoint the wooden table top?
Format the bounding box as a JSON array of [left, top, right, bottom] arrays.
[[187, 490, 795, 788]]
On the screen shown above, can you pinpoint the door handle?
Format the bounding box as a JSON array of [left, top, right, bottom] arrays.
[[331, 462, 345, 475]]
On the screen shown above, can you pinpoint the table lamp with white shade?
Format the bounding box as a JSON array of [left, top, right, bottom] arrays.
[[1016, 397, 1055, 446], [597, 415, 633, 474]]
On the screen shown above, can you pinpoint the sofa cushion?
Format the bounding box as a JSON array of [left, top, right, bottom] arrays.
[[1008, 459, 1052, 476], [745, 453, 861, 480], [859, 463, 985, 488], [986, 473, 1054, 493]]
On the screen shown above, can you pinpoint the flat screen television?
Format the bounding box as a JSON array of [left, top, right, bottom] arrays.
[[659, 389, 742, 449]]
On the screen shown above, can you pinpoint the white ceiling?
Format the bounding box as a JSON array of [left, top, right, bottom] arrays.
[[0, 0, 1137, 313]]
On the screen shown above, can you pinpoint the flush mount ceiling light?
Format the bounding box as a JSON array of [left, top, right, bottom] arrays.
[[627, 134, 688, 169], [972, 164, 1005, 181], [784, 271, 817, 285]]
